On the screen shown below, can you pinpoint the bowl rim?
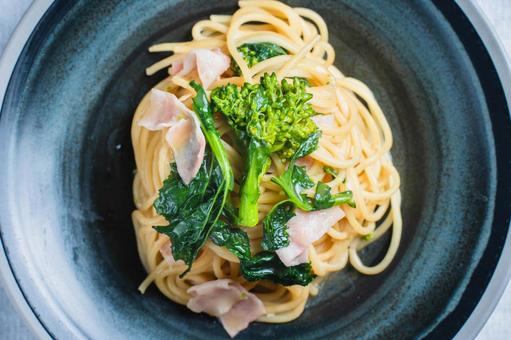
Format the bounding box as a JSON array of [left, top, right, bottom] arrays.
[[0, 0, 510, 339], [448, 0, 511, 338], [0, 2, 54, 338]]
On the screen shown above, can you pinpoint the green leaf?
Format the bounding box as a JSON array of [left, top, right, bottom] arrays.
[[313, 182, 356, 209], [240, 252, 316, 286], [261, 201, 295, 251], [271, 132, 321, 211], [155, 194, 221, 269], [271, 131, 357, 211], [271, 175, 313, 211], [153, 154, 214, 223], [210, 221, 251, 261], [293, 166, 315, 190], [221, 200, 237, 225], [232, 42, 287, 75], [292, 130, 321, 160], [153, 152, 228, 275], [313, 182, 334, 210]]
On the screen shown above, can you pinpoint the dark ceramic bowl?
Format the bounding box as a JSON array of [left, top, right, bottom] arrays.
[[1, 0, 510, 339]]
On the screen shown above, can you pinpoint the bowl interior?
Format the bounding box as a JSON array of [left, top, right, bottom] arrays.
[[0, 0, 499, 339]]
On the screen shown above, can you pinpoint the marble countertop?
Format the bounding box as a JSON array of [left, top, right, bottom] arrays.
[[0, 0, 509, 339]]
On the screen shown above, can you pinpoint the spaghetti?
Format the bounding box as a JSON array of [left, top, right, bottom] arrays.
[[131, 0, 402, 326]]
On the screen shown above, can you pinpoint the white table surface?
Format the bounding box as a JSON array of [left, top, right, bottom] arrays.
[[0, 0, 510, 339]]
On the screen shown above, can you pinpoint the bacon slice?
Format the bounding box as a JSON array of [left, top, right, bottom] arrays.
[[276, 207, 345, 267], [137, 89, 205, 184], [171, 48, 230, 89], [187, 279, 265, 338]]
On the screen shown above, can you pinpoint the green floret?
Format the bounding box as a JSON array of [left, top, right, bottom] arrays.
[[212, 73, 317, 158], [211, 73, 318, 227], [231, 42, 287, 75]]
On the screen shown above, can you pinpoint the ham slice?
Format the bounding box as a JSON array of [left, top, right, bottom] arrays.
[[159, 240, 185, 266], [160, 240, 176, 265], [165, 115, 205, 185], [171, 48, 230, 89], [276, 207, 345, 267], [295, 156, 314, 171], [187, 279, 265, 338], [138, 89, 182, 130], [137, 88, 205, 184]]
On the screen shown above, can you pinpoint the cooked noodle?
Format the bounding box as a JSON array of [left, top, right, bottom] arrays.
[[131, 0, 402, 323]]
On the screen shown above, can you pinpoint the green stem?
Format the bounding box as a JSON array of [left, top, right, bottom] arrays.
[[238, 139, 270, 227], [190, 81, 233, 190], [331, 190, 356, 208]]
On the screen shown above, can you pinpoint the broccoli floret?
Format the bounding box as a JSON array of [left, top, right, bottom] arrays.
[[231, 43, 287, 75], [211, 73, 318, 226]]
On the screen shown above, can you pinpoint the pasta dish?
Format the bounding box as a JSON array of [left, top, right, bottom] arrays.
[[131, 0, 402, 337]]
